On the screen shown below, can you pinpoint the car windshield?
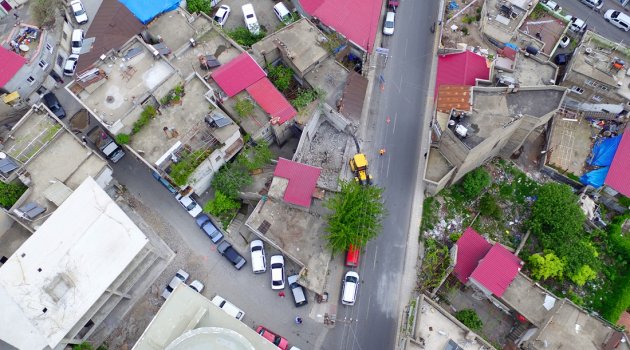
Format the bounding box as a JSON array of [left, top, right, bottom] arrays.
[[385, 21, 394, 28], [186, 202, 197, 211], [246, 14, 254, 19], [273, 280, 282, 286], [346, 276, 358, 283], [252, 246, 262, 252], [72, 41, 81, 47], [271, 263, 282, 268], [75, 8, 85, 15]]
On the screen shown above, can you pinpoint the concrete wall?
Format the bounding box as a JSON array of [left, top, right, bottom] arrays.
[[0, 211, 14, 237], [561, 70, 627, 106], [424, 164, 456, 196], [437, 130, 468, 168], [320, 103, 352, 131], [271, 120, 293, 146]]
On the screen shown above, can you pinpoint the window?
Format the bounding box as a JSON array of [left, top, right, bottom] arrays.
[[26, 76, 35, 85], [571, 86, 584, 94], [599, 85, 609, 91], [38, 60, 48, 70], [45, 42, 53, 53], [585, 79, 596, 87], [56, 54, 64, 66], [592, 95, 603, 102], [62, 32, 67, 41]]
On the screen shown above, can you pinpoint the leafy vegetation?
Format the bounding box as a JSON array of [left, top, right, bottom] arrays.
[[0, 181, 27, 209], [186, 0, 212, 14], [321, 32, 344, 53], [132, 105, 157, 134], [31, 0, 61, 27], [170, 149, 213, 186], [420, 196, 439, 234], [324, 181, 385, 252], [290, 88, 324, 112], [227, 27, 266, 47], [234, 98, 255, 118], [160, 84, 185, 106], [210, 141, 273, 199], [455, 309, 483, 332], [479, 194, 502, 220], [419, 239, 450, 291], [267, 64, 294, 92], [115, 133, 130, 145], [204, 191, 240, 229], [460, 168, 491, 200], [529, 252, 564, 281]]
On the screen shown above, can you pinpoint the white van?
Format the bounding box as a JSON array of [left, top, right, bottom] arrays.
[[273, 2, 291, 24], [71, 29, 84, 54], [341, 271, 359, 306], [604, 10, 630, 32], [250, 240, 266, 274]]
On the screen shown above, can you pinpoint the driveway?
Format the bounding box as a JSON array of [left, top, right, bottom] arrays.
[[214, 0, 288, 35]]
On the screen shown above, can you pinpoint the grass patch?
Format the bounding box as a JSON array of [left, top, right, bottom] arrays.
[[420, 196, 439, 234]]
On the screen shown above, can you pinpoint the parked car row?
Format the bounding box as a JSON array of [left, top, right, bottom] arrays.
[[161, 269, 205, 299], [210, 1, 294, 34]]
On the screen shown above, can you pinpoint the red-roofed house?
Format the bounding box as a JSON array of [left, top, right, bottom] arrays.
[[272, 158, 321, 208], [605, 131, 630, 198], [453, 227, 522, 297], [246, 78, 297, 125], [211, 52, 266, 97], [436, 51, 490, 94], [0, 47, 26, 88]]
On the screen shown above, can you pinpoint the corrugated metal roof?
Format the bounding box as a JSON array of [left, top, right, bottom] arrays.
[[605, 131, 630, 197], [273, 158, 321, 208], [0, 47, 26, 87], [340, 72, 368, 121], [211, 52, 266, 97], [436, 85, 472, 113], [436, 51, 490, 95], [246, 78, 296, 124], [77, 0, 144, 72], [469, 244, 522, 297], [453, 227, 492, 284]]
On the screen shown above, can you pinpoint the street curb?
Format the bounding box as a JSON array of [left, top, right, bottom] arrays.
[[395, 1, 443, 347]]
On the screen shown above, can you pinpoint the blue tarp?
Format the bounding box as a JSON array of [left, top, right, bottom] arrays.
[[118, 0, 180, 24], [588, 135, 622, 166], [505, 43, 518, 50], [580, 167, 609, 188]]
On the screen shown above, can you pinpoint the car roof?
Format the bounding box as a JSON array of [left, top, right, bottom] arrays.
[[386, 12, 395, 20], [216, 6, 228, 14], [273, 2, 289, 14], [270, 255, 284, 264], [242, 3, 254, 13], [251, 239, 263, 248]]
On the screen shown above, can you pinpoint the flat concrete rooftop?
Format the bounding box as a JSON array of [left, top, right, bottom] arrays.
[[499, 272, 550, 326], [146, 9, 197, 55], [408, 296, 492, 350], [221, 90, 270, 136], [512, 53, 557, 86], [303, 57, 350, 109], [73, 39, 176, 128], [546, 115, 594, 176], [483, 0, 534, 43], [251, 18, 329, 76], [133, 284, 278, 350], [425, 148, 454, 183], [458, 88, 564, 148], [245, 198, 331, 294]]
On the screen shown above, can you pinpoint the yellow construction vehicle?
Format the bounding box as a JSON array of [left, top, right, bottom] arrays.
[[349, 153, 372, 185]]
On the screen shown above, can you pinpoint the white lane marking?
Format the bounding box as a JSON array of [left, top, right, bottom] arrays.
[[386, 155, 392, 178], [392, 112, 398, 135], [373, 245, 378, 271]]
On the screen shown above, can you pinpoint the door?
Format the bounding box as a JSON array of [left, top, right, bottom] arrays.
[[1, 1, 12, 11]]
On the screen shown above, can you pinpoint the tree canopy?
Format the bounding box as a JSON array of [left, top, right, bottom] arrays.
[[0, 181, 27, 209], [460, 167, 491, 200], [324, 181, 385, 252], [528, 252, 564, 281]]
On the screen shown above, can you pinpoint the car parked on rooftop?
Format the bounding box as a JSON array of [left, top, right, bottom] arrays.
[[213, 5, 231, 26], [256, 326, 289, 350], [70, 0, 89, 24], [242, 4, 260, 35], [195, 214, 224, 243], [217, 241, 247, 270], [161, 269, 189, 299], [270, 255, 285, 290]]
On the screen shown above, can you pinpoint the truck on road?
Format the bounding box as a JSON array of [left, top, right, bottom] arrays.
[[87, 126, 125, 163]]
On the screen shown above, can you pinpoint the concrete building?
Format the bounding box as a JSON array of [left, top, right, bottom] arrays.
[[66, 36, 243, 194], [0, 104, 112, 231], [480, 0, 537, 44], [424, 85, 566, 195], [404, 294, 495, 350], [559, 31, 630, 117], [0, 6, 73, 114], [132, 284, 278, 350], [0, 177, 153, 350], [491, 50, 558, 87], [0, 0, 27, 18]]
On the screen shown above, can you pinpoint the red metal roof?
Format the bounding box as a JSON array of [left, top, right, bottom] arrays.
[[273, 158, 321, 208], [246, 78, 296, 124], [605, 131, 630, 197], [211, 52, 266, 97], [469, 244, 522, 297], [436, 51, 490, 94], [300, 0, 382, 52], [453, 227, 492, 284], [0, 47, 26, 87]]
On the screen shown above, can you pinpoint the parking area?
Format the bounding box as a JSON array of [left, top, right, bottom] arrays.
[[214, 0, 293, 34]]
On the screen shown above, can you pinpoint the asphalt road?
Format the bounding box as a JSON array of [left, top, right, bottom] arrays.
[[322, 2, 439, 350], [552, 0, 629, 43]]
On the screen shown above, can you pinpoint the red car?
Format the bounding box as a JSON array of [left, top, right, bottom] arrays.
[[256, 326, 289, 350], [345, 244, 360, 267]]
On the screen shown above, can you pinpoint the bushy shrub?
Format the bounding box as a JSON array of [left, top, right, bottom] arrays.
[[227, 27, 266, 47], [132, 106, 157, 134], [187, 0, 212, 14], [0, 182, 27, 209], [459, 168, 491, 200], [455, 309, 483, 331], [115, 133, 130, 145]]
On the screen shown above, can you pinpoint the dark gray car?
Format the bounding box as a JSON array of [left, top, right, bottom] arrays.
[[42, 93, 66, 119], [287, 274, 308, 307], [196, 214, 224, 243], [217, 241, 246, 270]]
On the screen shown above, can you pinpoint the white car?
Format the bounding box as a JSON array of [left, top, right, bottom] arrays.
[[213, 5, 231, 26], [242, 4, 260, 35], [273, 2, 292, 24], [189, 280, 204, 293], [270, 255, 285, 290], [71, 29, 84, 54], [383, 12, 395, 35], [540, 0, 562, 12], [250, 239, 267, 274], [558, 36, 570, 48], [176, 194, 203, 217], [568, 16, 587, 32], [161, 269, 189, 299], [341, 271, 359, 306], [70, 0, 89, 24], [212, 295, 246, 321], [63, 54, 79, 76]]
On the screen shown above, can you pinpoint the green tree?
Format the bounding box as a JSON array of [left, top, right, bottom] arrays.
[[73, 342, 93, 350], [187, 0, 212, 14], [211, 162, 252, 199], [234, 98, 255, 118], [31, 0, 61, 28], [479, 193, 502, 219], [324, 181, 385, 252], [454, 309, 483, 332], [267, 64, 294, 92], [569, 265, 596, 286], [528, 252, 564, 280], [227, 27, 266, 47], [239, 141, 273, 171], [0, 181, 27, 209], [601, 272, 630, 322], [204, 191, 240, 228], [169, 149, 212, 186], [460, 168, 491, 200], [115, 133, 130, 145]]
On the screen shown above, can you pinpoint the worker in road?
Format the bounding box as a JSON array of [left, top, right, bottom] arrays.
[[379, 148, 386, 156]]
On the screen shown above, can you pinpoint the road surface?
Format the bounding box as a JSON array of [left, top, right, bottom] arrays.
[[323, 1, 439, 349], [552, 0, 629, 43]]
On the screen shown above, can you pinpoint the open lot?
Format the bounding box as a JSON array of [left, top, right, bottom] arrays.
[[546, 115, 595, 177]]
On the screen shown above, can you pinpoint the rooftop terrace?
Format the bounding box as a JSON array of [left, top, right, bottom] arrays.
[[511, 53, 557, 86], [482, 0, 534, 43]]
